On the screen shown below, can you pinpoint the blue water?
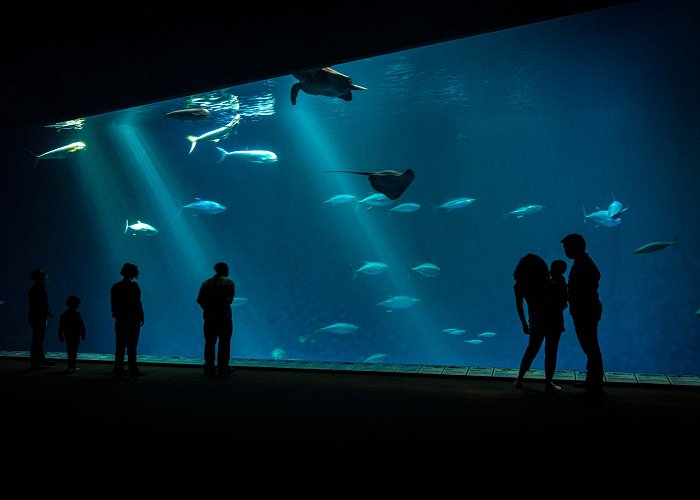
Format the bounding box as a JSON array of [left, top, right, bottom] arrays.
[[2, 0, 699, 374]]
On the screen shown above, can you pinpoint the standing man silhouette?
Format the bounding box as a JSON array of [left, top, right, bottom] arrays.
[[28, 268, 55, 369], [561, 233, 604, 395], [110, 263, 145, 377], [197, 262, 235, 377]]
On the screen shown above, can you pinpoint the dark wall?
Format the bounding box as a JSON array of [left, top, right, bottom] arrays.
[[2, 1, 632, 132]]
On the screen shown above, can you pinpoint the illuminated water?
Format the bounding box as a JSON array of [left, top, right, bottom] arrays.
[[1, 0, 699, 374]]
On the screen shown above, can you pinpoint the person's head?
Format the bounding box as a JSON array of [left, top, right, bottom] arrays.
[[65, 295, 81, 310], [213, 262, 229, 277], [550, 259, 567, 277], [120, 262, 139, 279], [513, 253, 549, 285], [30, 268, 47, 283], [561, 233, 586, 259]]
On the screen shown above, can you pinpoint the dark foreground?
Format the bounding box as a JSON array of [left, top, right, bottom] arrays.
[[2, 357, 698, 479]]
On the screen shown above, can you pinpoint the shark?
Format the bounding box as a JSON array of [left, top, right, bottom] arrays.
[[186, 114, 240, 154]]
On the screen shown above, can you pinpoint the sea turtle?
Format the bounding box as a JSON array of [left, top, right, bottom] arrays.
[[290, 67, 367, 105]]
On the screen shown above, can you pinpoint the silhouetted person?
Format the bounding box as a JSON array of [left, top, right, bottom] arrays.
[[111, 263, 145, 377], [197, 262, 235, 376], [58, 295, 86, 373], [550, 259, 568, 335], [561, 233, 604, 395], [512, 254, 562, 393], [28, 268, 55, 369]]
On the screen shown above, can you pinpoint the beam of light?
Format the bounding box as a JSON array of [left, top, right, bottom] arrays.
[[114, 111, 226, 283], [106, 110, 242, 356], [282, 101, 444, 362]]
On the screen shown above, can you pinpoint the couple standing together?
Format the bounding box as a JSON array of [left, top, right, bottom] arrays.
[[513, 233, 604, 395]]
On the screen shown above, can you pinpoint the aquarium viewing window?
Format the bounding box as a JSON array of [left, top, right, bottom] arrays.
[[2, 0, 699, 376]]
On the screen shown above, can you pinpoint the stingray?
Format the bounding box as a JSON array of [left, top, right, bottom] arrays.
[[320, 169, 415, 200]]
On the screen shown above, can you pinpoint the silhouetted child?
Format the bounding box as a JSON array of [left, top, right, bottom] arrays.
[[58, 296, 86, 373], [550, 259, 568, 334]]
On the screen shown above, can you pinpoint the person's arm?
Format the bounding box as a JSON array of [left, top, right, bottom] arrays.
[[514, 285, 529, 335]]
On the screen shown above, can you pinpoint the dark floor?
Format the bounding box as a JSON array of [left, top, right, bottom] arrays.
[[2, 357, 699, 478]]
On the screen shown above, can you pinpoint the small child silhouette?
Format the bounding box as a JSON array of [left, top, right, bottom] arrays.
[[58, 295, 86, 373], [550, 259, 568, 334]]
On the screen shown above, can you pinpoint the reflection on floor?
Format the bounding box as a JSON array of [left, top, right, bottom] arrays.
[[1, 350, 699, 386]]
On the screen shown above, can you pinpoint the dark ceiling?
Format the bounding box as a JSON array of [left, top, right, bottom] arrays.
[[3, 1, 633, 133]]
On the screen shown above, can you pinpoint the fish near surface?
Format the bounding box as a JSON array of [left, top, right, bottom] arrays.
[[186, 114, 240, 154], [164, 107, 210, 120], [33, 141, 86, 168], [320, 169, 415, 200]]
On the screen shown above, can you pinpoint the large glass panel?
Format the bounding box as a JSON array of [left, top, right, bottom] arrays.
[[2, 0, 698, 374]]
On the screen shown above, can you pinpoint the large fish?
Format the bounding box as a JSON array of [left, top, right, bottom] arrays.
[[607, 199, 629, 219], [354, 261, 389, 278], [359, 193, 393, 208], [438, 197, 476, 211], [33, 141, 86, 168], [124, 219, 158, 236], [164, 107, 210, 120], [377, 295, 421, 311], [507, 204, 544, 219], [298, 322, 359, 343], [216, 148, 278, 164], [633, 237, 679, 254], [583, 206, 621, 228], [179, 198, 226, 215], [186, 114, 240, 154], [410, 263, 441, 277], [324, 194, 356, 205]]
